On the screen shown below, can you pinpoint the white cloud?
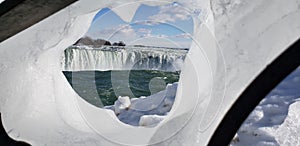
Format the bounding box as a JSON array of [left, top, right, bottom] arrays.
[[148, 4, 191, 23], [138, 28, 152, 38], [128, 37, 180, 48], [137, 29, 169, 39], [138, 28, 152, 34], [172, 33, 192, 39], [87, 25, 191, 48], [89, 24, 138, 43], [134, 20, 160, 26], [157, 34, 168, 38], [110, 25, 137, 38], [128, 35, 191, 48]]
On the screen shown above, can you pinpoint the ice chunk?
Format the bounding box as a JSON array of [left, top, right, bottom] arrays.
[[114, 96, 131, 114], [139, 115, 166, 127], [104, 82, 178, 126], [275, 101, 300, 145]]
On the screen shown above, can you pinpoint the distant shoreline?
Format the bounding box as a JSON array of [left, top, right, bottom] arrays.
[[128, 45, 189, 50], [71, 44, 189, 51], [73, 37, 189, 50]]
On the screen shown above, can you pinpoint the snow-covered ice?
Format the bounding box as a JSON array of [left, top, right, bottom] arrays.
[[104, 83, 178, 126], [232, 67, 300, 146], [113, 96, 131, 115], [139, 115, 166, 127]]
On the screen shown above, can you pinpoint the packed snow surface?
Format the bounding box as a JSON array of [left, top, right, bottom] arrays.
[[139, 115, 166, 127], [231, 67, 300, 145], [104, 83, 177, 126]]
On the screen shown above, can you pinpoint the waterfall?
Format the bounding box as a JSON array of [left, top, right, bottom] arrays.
[[62, 46, 188, 72]]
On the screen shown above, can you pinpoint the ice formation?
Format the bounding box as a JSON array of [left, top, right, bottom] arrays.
[[231, 67, 300, 145], [62, 46, 187, 71], [139, 115, 166, 127], [0, 0, 300, 145], [113, 96, 131, 115], [104, 83, 177, 126]]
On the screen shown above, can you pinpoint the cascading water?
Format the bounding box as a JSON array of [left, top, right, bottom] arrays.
[[62, 45, 188, 71], [61, 44, 188, 127]]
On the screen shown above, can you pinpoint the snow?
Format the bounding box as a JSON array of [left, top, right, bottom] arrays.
[[0, 0, 300, 145], [107, 66, 300, 144], [113, 96, 131, 115], [276, 101, 300, 145], [104, 83, 177, 126], [139, 115, 166, 127], [231, 67, 300, 146]]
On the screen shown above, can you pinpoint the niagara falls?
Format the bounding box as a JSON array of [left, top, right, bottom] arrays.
[[62, 44, 188, 126], [1, 0, 300, 145], [60, 3, 193, 127]]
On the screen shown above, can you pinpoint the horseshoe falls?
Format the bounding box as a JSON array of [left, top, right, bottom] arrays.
[[61, 45, 187, 126], [62, 46, 188, 71]]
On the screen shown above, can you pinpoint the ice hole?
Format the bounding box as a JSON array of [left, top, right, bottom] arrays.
[[0, 0, 218, 145], [61, 4, 194, 127]]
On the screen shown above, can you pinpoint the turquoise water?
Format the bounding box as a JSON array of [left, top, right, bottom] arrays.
[[63, 70, 180, 107]]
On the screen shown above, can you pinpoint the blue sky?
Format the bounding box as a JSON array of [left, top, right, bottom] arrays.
[[85, 4, 194, 48]]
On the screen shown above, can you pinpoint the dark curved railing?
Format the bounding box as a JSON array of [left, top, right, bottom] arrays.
[[0, 0, 77, 42], [0, 114, 30, 146]]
